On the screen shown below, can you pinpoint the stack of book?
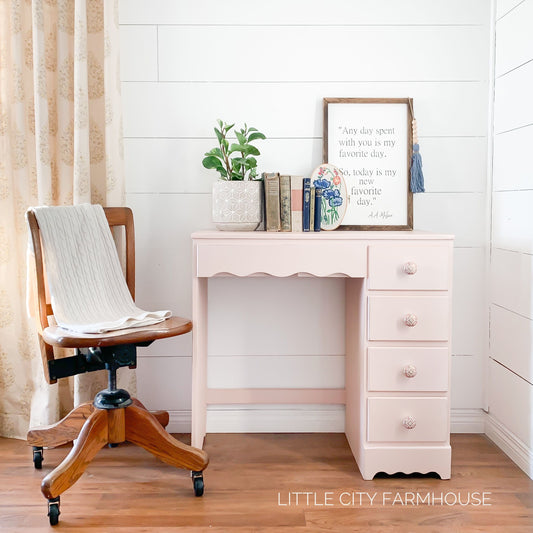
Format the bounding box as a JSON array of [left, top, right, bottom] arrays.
[[261, 172, 322, 232]]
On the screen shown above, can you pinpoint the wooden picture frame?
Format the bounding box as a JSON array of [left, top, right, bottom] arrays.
[[323, 97, 413, 230]]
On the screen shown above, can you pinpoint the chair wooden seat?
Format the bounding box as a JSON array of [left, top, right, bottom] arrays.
[[25, 206, 208, 526], [43, 315, 192, 348]]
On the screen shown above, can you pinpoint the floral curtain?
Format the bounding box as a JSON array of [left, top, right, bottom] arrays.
[[0, 0, 133, 439]]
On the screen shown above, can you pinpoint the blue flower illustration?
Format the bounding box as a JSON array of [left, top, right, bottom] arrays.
[[314, 165, 345, 227], [329, 196, 343, 208], [313, 178, 331, 189], [323, 188, 341, 200]]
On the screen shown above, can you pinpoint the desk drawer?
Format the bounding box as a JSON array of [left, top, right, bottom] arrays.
[[368, 295, 450, 341], [367, 347, 448, 392], [368, 244, 451, 290], [195, 242, 367, 278], [368, 397, 448, 443]]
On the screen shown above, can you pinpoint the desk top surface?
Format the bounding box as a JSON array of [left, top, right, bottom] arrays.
[[192, 230, 454, 241]]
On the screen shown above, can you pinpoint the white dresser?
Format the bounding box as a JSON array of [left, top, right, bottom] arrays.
[[192, 231, 453, 479]]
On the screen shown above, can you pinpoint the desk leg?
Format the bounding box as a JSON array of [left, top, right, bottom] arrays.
[[192, 276, 207, 449]]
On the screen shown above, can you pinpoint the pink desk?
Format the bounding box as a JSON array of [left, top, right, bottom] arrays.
[[191, 231, 453, 479]]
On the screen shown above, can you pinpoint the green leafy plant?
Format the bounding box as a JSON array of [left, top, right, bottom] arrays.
[[202, 120, 266, 180]]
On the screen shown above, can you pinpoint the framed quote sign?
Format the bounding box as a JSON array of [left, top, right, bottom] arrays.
[[323, 97, 413, 230]]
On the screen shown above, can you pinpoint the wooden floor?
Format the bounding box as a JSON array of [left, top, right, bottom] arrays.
[[1, 433, 532, 532]]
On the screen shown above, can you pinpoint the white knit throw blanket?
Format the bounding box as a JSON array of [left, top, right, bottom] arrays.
[[33, 204, 171, 334]]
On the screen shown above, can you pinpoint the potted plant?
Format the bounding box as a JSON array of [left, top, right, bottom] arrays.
[[202, 120, 266, 231]]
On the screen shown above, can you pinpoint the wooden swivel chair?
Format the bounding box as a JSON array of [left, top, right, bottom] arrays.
[[26, 206, 208, 526]]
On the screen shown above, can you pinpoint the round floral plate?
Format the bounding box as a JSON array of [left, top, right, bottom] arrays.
[[310, 163, 348, 230]]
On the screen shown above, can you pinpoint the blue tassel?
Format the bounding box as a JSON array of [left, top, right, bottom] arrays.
[[410, 143, 425, 193]]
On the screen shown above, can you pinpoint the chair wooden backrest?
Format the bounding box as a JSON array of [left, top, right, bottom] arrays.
[[26, 207, 136, 384]]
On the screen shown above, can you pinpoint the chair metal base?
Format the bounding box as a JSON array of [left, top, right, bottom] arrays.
[[93, 388, 132, 409]]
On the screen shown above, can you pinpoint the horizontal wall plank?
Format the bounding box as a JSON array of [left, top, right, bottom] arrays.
[[489, 358, 533, 447], [125, 192, 213, 357], [122, 81, 488, 138], [119, 25, 158, 82], [492, 190, 533, 254], [452, 248, 487, 356], [491, 248, 533, 318], [421, 137, 487, 193], [124, 137, 487, 194], [136, 355, 192, 410], [494, 60, 533, 133], [490, 304, 533, 383], [495, 0, 533, 77], [413, 192, 486, 247], [493, 124, 533, 191], [496, 0, 527, 20], [451, 355, 485, 409], [124, 138, 322, 194], [120, 0, 489, 25], [207, 355, 345, 389], [208, 277, 345, 357], [124, 138, 218, 195], [127, 192, 212, 313], [159, 26, 487, 83]]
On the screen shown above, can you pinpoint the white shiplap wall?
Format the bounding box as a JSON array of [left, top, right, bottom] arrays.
[[118, 0, 490, 432], [487, 0, 533, 477]]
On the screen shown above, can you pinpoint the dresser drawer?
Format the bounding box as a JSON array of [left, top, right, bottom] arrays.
[[368, 295, 450, 341], [367, 398, 448, 443], [367, 347, 449, 392], [195, 242, 367, 278], [368, 244, 451, 290]]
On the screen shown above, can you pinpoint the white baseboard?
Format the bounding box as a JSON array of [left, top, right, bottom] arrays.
[[206, 405, 345, 433], [167, 406, 486, 435], [450, 408, 486, 433], [485, 413, 533, 479], [166, 411, 193, 433]]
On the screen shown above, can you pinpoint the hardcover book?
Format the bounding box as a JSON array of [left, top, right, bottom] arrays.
[[264, 173, 281, 232], [257, 175, 267, 230], [290, 176, 304, 232], [302, 177, 311, 232], [314, 187, 323, 231], [310, 187, 315, 232], [279, 175, 292, 231]]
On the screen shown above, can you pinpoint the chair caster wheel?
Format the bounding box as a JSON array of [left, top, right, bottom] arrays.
[[191, 471, 204, 497], [33, 446, 43, 469], [48, 497, 60, 526], [108, 443, 119, 448]]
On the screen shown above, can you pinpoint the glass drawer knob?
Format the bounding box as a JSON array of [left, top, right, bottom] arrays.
[[402, 416, 417, 430], [403, 364, 417, 378], [403, 262, 418, 275], [404, 314, 418, 327]]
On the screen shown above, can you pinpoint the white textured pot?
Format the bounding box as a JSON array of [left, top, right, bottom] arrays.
[[212, 180, 262, 231]]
